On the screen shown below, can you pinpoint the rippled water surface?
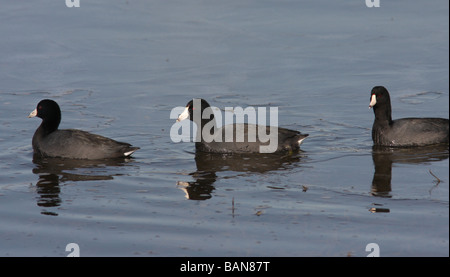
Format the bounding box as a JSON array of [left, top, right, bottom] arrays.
[[0, 1, 448, 256]]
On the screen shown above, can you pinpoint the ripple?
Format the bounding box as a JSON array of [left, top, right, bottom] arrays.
[[398, 91, 444, 105]]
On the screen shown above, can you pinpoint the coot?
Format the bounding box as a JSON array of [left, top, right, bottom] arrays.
[[176, 98, 308, 153], [369, 86, 449, 147], [29, 99, 139, 159]]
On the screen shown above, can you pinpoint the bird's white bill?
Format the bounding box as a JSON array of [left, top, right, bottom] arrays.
[[176, 106, 190, 122], [369, 94, 377, 108], [28, 108, 37, 118], [298, 137, 307, 146], [124, 150, 137, 157]]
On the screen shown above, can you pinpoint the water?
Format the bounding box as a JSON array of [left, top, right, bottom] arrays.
[[0, 0, 448, 257]]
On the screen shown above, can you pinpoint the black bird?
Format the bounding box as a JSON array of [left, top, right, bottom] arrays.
[[176, 98, 308, 154], [29, 99, 139, 159], [369, 86, 449, 147]]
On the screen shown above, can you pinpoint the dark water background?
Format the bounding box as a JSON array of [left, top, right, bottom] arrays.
[[0, 0, 448, 256]]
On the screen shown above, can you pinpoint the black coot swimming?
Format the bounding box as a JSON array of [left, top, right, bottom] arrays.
[[29, 99, 139, 159], [369, 86, 449, 147], [176, 98, 308, 153]]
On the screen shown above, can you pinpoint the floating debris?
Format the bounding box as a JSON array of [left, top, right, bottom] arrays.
[[369, 207, 390, 213], [429, 169, 442, 184], [232, 197, 235, 218], [267, 186, 284, 190], [369, 203, 390, 213]]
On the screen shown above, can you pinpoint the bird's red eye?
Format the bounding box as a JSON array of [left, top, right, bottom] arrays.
[[38, 105, 42, 109]]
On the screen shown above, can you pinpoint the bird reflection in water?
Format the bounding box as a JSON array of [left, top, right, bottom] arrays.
[[177, 151, 306, 200], [371, 144, 449, 198], [32, 154, 134, 216]]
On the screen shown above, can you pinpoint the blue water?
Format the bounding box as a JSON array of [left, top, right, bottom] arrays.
[[0, 0, 448, 256]]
